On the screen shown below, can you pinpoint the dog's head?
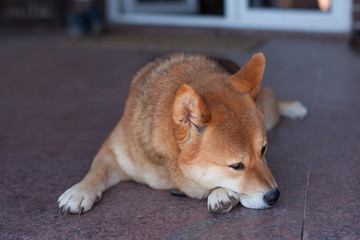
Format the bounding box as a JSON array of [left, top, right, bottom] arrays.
[[172, 53, 279, 209]]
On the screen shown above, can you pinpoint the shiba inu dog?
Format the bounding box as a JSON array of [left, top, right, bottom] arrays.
[[57, 53, 307, 215]]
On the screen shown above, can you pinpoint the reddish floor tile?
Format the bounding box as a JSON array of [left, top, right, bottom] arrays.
[[0, 31, 359, 239]]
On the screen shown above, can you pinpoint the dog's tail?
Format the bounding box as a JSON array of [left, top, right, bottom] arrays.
[[258, 87, 308, 131], [278, 101, 308, 119]]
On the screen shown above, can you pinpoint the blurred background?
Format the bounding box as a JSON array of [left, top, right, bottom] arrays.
[[1, 0, 359, 50], [0, 0, 357, 39], [1, 0, 359, 53]]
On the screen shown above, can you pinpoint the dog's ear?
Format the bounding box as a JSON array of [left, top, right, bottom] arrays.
[[173, 84, 211, 146], [230, 53, 265, 100]]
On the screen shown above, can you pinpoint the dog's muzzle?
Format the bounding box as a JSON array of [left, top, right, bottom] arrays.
[[263, 188, 280, 206], [238, 188, 280, 209]]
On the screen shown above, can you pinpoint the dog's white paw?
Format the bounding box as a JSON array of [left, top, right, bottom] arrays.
[[279, 101, 307, 119], [207, 188, 240, 213], [57, 182, 102, 215]]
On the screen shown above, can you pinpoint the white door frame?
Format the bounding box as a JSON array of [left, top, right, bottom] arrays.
[[106, 0, 352, 33]]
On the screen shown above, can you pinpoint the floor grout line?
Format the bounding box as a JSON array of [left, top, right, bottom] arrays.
[[301, 171, 311, 240]]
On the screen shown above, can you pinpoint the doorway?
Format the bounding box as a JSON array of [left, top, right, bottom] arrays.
[[106, 0, 352, 33]]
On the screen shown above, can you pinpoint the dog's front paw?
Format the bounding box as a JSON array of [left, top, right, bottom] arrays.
[[57, 182, 102, 215], [207, 188, 240, 213]]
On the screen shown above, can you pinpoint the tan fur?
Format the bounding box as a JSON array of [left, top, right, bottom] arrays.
[[58, 53, 306, 214]]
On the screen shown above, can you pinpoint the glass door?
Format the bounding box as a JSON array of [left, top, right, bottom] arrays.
[[249, 0, 331, 12], [106, 0, 352, 33], [237, 0, 352, 32]]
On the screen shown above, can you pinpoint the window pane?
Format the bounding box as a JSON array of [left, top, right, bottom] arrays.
[[249, 0, 331, 12]]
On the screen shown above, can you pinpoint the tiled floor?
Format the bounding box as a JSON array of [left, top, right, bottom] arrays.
[[1, 31, 359, 239]]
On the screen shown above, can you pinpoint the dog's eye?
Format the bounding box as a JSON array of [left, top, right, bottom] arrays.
[[261, 144, 267, 156], [229, 163, 245, 171]]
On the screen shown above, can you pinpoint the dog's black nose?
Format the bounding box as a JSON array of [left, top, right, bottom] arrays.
[[263, 188, 280, 206]]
